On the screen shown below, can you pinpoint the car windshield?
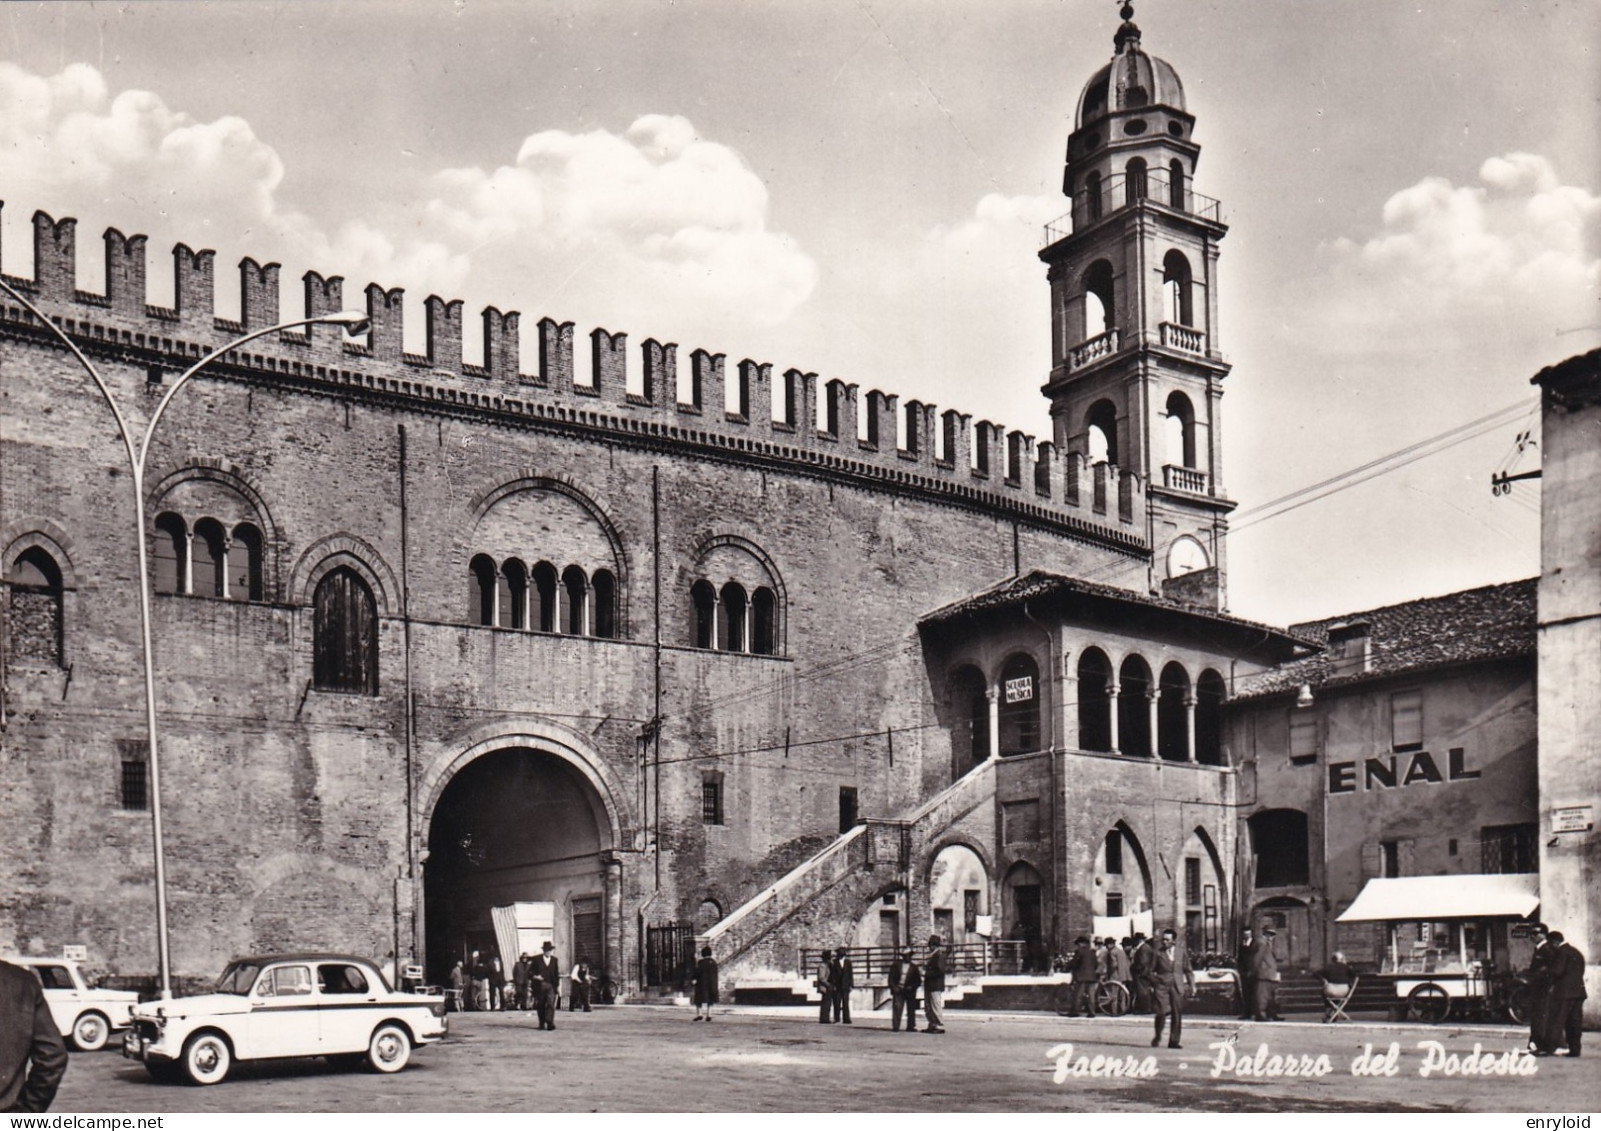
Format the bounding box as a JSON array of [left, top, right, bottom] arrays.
[[215, 962, 262, 995]]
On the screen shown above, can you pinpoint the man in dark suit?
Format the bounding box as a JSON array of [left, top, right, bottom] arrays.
[[528, 941, 560, 1030], [889, 949, 921, 1031], [1540, 931, 1586, 1057], [1525, 924, 1556, 1052], [1253, 928, 1285, 1021], [923, 934, 948, 1034], [1146, 928, 1195, 1049], [832, 946, 855, 1024], [1235, 927, 1258, 1019], [1128, 933, 1154, 1013], [1, 957, 67, 1112], [1068, 936, 1100, 1017], [815, 953, 835, 1023]]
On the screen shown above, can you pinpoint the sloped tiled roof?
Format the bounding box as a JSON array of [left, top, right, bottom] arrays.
[[1234, 577, 1537, 701], [919, 569, 1316, 660]]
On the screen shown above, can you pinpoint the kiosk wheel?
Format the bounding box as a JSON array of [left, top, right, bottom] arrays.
[[1407, 983, 1451, 1023]]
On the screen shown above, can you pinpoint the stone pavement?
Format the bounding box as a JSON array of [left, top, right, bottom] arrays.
[[48, 1005, 1600, 1113]]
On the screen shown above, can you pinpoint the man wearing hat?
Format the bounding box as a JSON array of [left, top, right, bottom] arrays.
[[529, 941, 561, 1031], [888, 947, 921, 1031], [1252, 928, 1284, 1021], [923, 934, 948, 1034]]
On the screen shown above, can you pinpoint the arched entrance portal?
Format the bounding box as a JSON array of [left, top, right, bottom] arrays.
[[424, 747, 610, 985]]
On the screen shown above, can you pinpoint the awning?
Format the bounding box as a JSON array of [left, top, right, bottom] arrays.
[[1336, 873, 1540, 923]]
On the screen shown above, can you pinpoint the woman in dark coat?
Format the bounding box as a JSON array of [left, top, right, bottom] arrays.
[[692, 946, 719, 1021]]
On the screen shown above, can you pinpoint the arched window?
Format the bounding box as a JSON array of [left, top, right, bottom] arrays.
[[561, 565, 588, 635], [501, 559, 528, 630], [947, 665, 989, 775], [1165, 391, 1197, 469], [1085, 169, 1104, 222], [1076, 648, 1113, 753], [1196, 669, 1226, 765], [313, 567, 378, 695], [1125, 157, 1148, 204], [751, 586, 777, 654], [691, 580, 717, 649], [191, 518, 227, 599], [1158, 662, 1190, 762], [9, 547, 63, 666], [591, 569, 616, 639], [1168, 158, 1186, 209], [998, 654, 1042, 756], [1163, 250, 1194, 327], [718, 582, 747, 653], [1083, 260, 1115, 339], [229, 523, 264, 601], [469, 554, 498, 626], [153, 513, 187, 595], [533, 562, 559, 632], [1118, 655, 1153, 758], [1086, 400, 1119, 466]]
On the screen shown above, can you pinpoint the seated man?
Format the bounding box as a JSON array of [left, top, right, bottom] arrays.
[[1320, 951, 1355, 1021]]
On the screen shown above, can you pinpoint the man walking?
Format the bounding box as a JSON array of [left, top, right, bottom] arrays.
[[512, 953, 531, 1012], [1147, 928, 1195, 1049], [1, 957, 67, 1112], [923, 934, 948, 1034], [889, 948, 921, 1031], [529, 941, 560, 1030], [1129, 933, 1154, 1014], [1526, 924, 1556, 1052], [832, 946, 855, 1024]]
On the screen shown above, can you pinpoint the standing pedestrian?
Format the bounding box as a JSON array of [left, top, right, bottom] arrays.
[[529, 941, 560, 1030], [0, 958, 67, 1113], [1109, 936, 1132, 1009], [1525, 924, 1555, 1052], [1147, 928, 1195, 1049], [923, 934, 948, 1034], [466, 950, 484, 1011], [570, 956, 593, 1012], [490, 955, 507, 1012], [1129, 933, 1153, 1014], [1068, 936, 1100, 1017], [1540, 931, 1586, 1058], [1235, 927, 1257, 1020], [815, 952, 835, 1024], [448, 960, 467, 1013], [832, 946, 855, 1024], [889, 949, 921, 1031], [513, 953, 531, 1012], [1252, 928, 1284, 1021], [692, 947, 719, 1021]]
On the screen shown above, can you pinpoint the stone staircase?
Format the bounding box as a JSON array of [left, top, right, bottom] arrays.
[[705, 758, 997, 986]]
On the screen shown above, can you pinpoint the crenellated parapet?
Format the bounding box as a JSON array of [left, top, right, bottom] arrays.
[[0, 206, 1148, 548]]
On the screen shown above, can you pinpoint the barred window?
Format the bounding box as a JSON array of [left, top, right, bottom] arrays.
[[1481, 824, 1536, 874], [313, 567, 379, 694], [701, 777, 724, 826], [120, 760, 148, 811]]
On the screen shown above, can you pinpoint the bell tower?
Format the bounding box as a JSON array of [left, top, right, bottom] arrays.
[[1041, 3, 1234, 607]]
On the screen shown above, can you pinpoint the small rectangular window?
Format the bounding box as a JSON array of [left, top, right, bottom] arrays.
[[838, 787, 859, 834], [1380, 839, 1400, 878], [1288, 713, 1319, 765], [1104, 830, 1123, 874], [1184, 857, 1202, 906], [701, 779, 724, 826], [120, 761, 148, 811], [1480, 823, 1536, 874], [1390, 691, 1423, 752], [963, 889, 979, 934], [1105, 893, 1124, 917]]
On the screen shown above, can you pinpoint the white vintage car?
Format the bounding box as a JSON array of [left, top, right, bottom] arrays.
[[6, 956, 141, 1051], [122, 953, 448, 1085]]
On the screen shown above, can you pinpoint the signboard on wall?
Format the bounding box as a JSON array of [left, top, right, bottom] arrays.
[[1005, 676, 1033, 704], [62, 945, 87, 962], [1552, 805, 1594, 833]]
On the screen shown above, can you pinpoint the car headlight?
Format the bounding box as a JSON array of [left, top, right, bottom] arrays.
[[429, 1000, 446, 1018]]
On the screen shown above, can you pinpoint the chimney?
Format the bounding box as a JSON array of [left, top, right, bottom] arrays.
[[1325, 620, 1372, 678]]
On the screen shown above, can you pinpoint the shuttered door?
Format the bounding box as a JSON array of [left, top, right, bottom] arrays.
[[314, 567, 378, 694], [571, 896, 603, 969]]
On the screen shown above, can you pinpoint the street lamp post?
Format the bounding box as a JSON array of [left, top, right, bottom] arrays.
[[0, 277, 368, 997]]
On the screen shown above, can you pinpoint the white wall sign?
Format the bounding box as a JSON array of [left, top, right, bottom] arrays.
[[1552, 805, 1594, 833], [62, 945, 87, 961], [1004, 676, 1033, 704]]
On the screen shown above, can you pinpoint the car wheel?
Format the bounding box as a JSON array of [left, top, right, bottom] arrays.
[[71, 1011, 111, 1052], [367, 1022, 411, 1073], [182, 1031, 232, 1086]]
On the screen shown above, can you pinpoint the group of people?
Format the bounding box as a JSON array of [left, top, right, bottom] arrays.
[[448, 942, 592, 1031], [1527, 924, 1586, 1057], [814, 935, 950, 1034], [1233, 926, 1287, 1022], [1059, 931, 1198, 1045], [1060, 934, 1133, 1016]]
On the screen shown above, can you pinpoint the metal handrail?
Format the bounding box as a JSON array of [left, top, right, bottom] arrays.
[[1042, 171, 1224, 245]]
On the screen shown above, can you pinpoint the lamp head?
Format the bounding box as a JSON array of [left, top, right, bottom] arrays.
[[1295, 683, 1315, 709], [323, 309, 371, 336]]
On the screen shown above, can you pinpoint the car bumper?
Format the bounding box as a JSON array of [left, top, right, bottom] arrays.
[[122, 1029, 178, 1063]]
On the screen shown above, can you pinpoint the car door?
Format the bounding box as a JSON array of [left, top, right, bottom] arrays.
[[245, 964, 318, 1059], [316, 962, 380, 1053]]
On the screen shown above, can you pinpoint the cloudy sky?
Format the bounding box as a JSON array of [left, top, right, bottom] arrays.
[[1, 0, 1595, 626]]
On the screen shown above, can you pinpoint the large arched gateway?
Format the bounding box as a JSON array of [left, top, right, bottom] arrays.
[[423, 747, 615, 986]]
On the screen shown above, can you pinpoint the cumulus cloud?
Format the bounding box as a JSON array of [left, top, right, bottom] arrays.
[[0, 63, 813, 339], [1318, 153, 1600, 342]]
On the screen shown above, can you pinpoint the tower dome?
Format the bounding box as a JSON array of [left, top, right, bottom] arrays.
[[1076, 3, 1186, 127]]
